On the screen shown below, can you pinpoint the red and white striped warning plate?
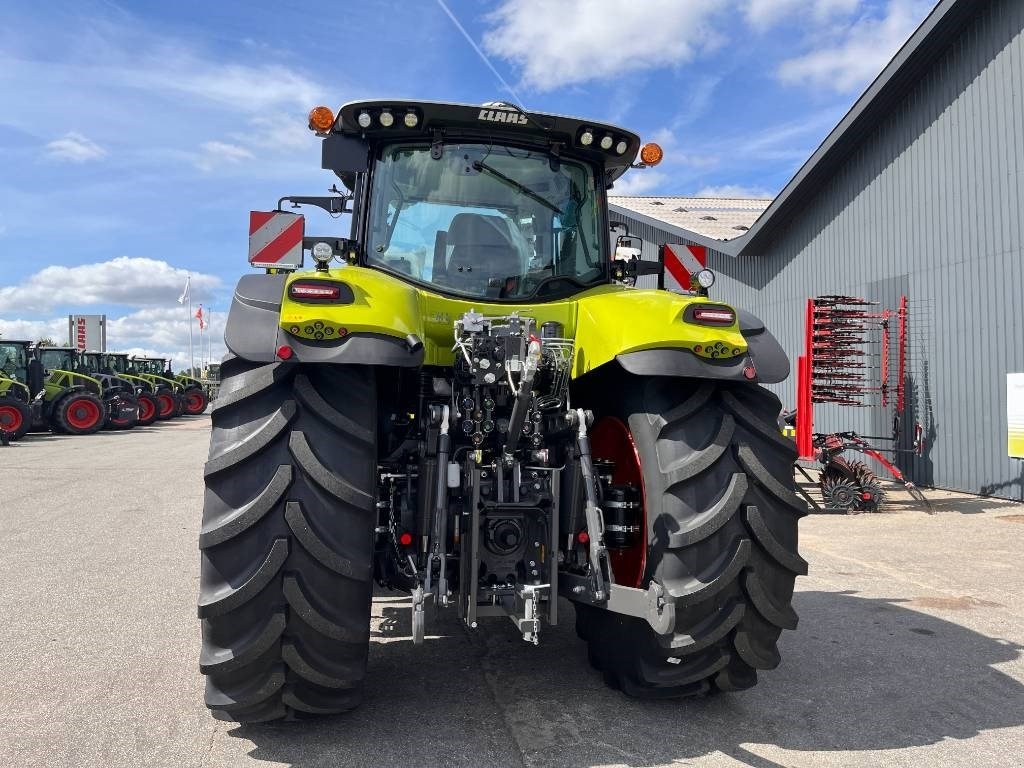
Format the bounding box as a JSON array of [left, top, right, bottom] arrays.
[[662, 243, 706, 293], [248, 211, 305, 269]]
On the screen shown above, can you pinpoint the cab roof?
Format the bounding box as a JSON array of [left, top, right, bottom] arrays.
[[333, 99, 641, 182]]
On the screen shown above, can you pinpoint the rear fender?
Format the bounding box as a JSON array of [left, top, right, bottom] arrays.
[[613, 312, 790, 383], [574, 293, 789, 384], [224, 274, 423, 366]]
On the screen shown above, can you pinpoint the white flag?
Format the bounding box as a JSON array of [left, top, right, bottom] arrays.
[[177, 275, 191, 304]]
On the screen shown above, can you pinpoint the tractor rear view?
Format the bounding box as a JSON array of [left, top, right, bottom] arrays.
[[198, 99, 805, 722]]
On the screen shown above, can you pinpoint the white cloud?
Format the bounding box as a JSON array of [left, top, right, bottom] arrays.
[[239, 113, 313, 151], [195, 140, 254, 172], [777, 0, 931, 92], [695, 184, 775, 198], [0, 307, 224, 372], [745, 0, 861, 29], [0, 257, 220, 313], [611, 171, 669, 196], [482, 0, 725, 91], [129, 60, 323, 113], [45, 132, 107, 162], [0, 317, 67, 343]]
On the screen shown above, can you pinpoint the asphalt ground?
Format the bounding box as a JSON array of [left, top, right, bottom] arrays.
[[1, 419, 1023, 768]]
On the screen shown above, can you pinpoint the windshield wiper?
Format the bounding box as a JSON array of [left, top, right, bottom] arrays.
[[472, 161, 561, 214]]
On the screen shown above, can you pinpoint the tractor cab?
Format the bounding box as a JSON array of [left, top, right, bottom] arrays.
[[0, 340, 32, 390], [79, 352, 139, 398], [256, 100, 667, 301]]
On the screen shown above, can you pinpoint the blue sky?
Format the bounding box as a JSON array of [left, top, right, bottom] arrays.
[[0, 0, 935, 368]]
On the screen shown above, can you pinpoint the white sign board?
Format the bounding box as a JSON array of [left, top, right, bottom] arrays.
[[68, 314, 107, 352], [1009, 373, 1024, 459]]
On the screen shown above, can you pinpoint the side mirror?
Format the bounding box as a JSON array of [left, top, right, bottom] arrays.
[[610, 234, 643, 259], [611, 234, 664, 284]]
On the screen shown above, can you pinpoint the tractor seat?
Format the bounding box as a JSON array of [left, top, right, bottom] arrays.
[[444, 213, 522, 293]]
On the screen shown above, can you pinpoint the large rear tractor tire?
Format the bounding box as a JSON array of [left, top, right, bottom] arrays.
[[184, 387, 210, 416], [199, 356, 378, 722], [0, 397, 32, 441], [577, 372, 806, 697], [54, 391, 107, 435]]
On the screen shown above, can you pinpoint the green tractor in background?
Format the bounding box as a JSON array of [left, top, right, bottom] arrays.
[[0, 339, 34, 440], [126, 356, 185, 419], [34, 346, 138, 433], [131, 356, 209, 416], [171, 364, 211, 415], [102, 353, 161, 425], [79, 352, 159, 427]]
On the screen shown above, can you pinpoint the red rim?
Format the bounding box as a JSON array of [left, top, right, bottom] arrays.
[[157, 393, 175, 417], [186, 391, 205, 414], [139, 397, 155, 421], [65, 397, 102, 430], [590, 416, 648, 589], [0, 404, 24, 432]]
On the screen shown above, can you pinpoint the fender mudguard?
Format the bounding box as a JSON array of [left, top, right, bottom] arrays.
[[224, 274, 424, 366], [615, 309, 790, 384]]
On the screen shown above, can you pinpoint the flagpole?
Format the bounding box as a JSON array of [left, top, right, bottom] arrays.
[[198, 309, 204, 376], [187, 275, 194, 376], [207, 308, 213, 372]]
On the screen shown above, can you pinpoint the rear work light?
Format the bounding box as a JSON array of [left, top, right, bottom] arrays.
[[289, 282, 341, 300], [688, 305, 736, 326]]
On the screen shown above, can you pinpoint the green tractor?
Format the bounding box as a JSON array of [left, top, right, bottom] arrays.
[[199, 100, 804, 722], [34, 346, 138, 433], [126, 356, 184, 419], [170, 365, 211, 415], [0, 339, 34, 440], [80, 352, 159, 427]]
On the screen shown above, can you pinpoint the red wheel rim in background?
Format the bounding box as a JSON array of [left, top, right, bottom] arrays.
[[139, 398, 155, 422], [589, 416, 647, 589], [157, 394, 175, 417], [0, 404, 24, 433], [66, 397, 101, 430], [186, 392, 205, 414]]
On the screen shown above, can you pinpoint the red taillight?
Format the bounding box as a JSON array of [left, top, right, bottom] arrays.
[[290, 282, 341, 299], [577, 530, 589, 545], [398, 532, 413, 547], [692, 307, 736, 325], [276, 345, 294, 360]]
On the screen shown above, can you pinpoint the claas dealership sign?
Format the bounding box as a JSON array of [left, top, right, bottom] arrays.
[[67, 314, 107, 352]]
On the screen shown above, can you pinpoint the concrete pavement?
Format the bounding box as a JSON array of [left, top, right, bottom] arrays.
[[1, 420, 1022, 767]]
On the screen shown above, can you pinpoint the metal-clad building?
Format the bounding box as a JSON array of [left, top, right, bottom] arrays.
[[611, 0, 1024, 498]]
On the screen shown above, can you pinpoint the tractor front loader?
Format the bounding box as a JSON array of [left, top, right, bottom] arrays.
[[198, 100, 805, 722], [0, 340, 35, 440]]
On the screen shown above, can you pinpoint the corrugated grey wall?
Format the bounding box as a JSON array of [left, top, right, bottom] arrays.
[[615, 0, 1024, 498]]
